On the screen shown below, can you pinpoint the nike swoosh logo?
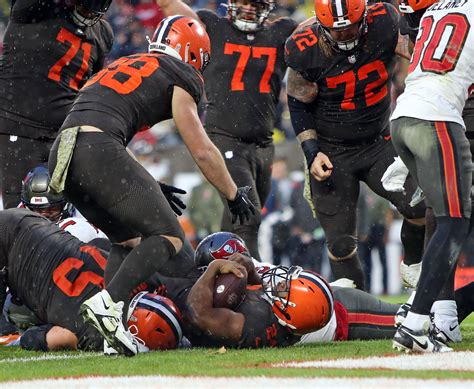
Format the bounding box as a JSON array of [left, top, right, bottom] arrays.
[[412, 336, 428, 350], [449, 324, 459, 331], [102, 297, 110, 310]]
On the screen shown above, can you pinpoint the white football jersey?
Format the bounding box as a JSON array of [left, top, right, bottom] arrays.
[[391, 0, 474, 126], [58, 217, 108, 243]]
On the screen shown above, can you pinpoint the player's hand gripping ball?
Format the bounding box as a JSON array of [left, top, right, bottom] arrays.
[[213, 273, 247, 310]]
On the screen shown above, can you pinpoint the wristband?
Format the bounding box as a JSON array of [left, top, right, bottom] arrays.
[[301, 139, 320, 169]]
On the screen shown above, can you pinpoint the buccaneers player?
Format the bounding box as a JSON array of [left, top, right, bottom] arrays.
[[156, 0, 299, 260], [284, 0, 426, 291], [391, 0, 474, 352], [0, 0, 113, 209], [48, 16, 255, 356]]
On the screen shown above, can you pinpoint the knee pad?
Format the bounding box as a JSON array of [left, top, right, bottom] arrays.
[[328, 235, 358, 260]]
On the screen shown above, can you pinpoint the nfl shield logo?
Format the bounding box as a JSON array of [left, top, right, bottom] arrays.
[[348, 55, 356, 64]]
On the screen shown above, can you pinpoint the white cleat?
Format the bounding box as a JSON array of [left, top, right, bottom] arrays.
[[392, 325, 453, 353], [430, 314, 462, 344], [80, 290, 139, 357]]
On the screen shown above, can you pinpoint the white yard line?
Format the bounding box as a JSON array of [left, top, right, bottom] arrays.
[[277, 351, 474, 371], [0, 353, 100, 364], [2, 376, 474, 389]]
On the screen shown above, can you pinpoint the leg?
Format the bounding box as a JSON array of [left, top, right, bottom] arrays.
[[332, 286, 399, 340], [363, 138, 426, 288], [210, 133, 271, 260], [0, 135, 53, 209], [391, 118, 471, 352], [310, 156, 365, 290]]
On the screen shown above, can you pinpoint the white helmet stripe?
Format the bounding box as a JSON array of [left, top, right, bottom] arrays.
[[155, 15, 183, 44], [140, 297, 183, 340], [335, 0, 344, 18]]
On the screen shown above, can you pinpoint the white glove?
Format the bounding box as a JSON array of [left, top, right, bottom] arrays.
[[330, 278, 357, 289], [381, 156, 409, 192]]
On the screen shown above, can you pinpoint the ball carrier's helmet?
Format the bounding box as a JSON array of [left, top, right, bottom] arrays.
[[227, 0, 276, 32], [148, 16, 211, 73], [70, 0, 112, 27], [261, 266, 334, 334], [128, 292, 183, 350], [315, 0, 368, 51], [194, 232, 250, 268], [20, 166, 75, 223]]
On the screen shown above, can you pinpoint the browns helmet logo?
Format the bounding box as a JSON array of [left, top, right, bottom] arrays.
[[209, 238, 248, 260]]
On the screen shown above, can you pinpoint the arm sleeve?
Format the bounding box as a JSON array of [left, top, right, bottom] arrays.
[[20, 324, 53, 351]]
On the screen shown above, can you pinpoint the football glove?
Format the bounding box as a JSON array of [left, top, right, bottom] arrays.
[[227, 186, 256, 225], [381, 156, 409, 192], [159, 182, 187, 216]]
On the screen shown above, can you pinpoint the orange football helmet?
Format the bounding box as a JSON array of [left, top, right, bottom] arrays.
[[398, 0, 438, 13], [148, 15, 211, 72], [128, 292, 183, 350], [261, 266, 334, 335], [315, 0, 368, 51]]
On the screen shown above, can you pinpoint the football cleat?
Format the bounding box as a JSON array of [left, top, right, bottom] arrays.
[[104, 338, 149, 355], [80, 290, 139, 357], [430, 314, 462, 344], [394, 303, 411, 328], [400, 261, 421, 289], [392, 325, 452, 353]]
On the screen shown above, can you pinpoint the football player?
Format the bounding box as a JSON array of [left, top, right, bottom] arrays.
[[0, 0, 114, 209], [156, 0, 300, 261], [385, 0, 474, 347], [19, 165, 109, 246], [284, 0, 426, 291], [0, 208, 183, 353], [48, 16, 255, 356], [390, 0, 474, 353], [183, 231, 473, 348]]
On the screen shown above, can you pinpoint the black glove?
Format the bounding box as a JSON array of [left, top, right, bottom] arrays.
[[159, 182, 187, 216], [227, 186, 256, 225]]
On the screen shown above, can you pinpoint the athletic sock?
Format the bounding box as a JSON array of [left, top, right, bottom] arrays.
[[105, 244, 132, 286], [401, 220, 425, 266], [411, 217, 469, 315], [403, 312, 429, 332], [106, 235, 176, 313], [329, 254, 366, 291]]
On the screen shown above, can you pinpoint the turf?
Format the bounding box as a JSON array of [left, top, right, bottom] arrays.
[[1, 297, 473, 383]]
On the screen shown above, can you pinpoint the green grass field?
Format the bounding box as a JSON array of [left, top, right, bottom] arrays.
[[1, 295, 473, 384]]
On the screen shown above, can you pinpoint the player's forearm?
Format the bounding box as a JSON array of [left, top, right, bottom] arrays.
[[192, 143, 237, 201], [155, 0, 201, 22], [187, 263, 218, 318]]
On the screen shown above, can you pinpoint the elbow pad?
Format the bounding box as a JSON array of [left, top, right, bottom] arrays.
[[20, 324, 53, 352], [287, 95, 315, 137]]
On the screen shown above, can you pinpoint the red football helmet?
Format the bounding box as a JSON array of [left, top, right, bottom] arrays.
[[398, 0, 438, 13], [261, 266, 334, 335], [194, 232, 250, 268], [148, 15, 211, 72], [315, 0, 368, 51], [128, 292, 183, 350]]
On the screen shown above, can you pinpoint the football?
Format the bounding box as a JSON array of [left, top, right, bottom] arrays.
[[213, 273, 247, 310]]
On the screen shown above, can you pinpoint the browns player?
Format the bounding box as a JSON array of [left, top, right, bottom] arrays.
[[156, 0, 299, 261], [48, 16, 255, 356], [284, 0, 426, 291], [0, 0, 113, 209], [0, 208, 183, 353]]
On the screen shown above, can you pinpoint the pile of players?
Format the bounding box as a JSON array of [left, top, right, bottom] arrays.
[[0, 0, 473, 356]]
